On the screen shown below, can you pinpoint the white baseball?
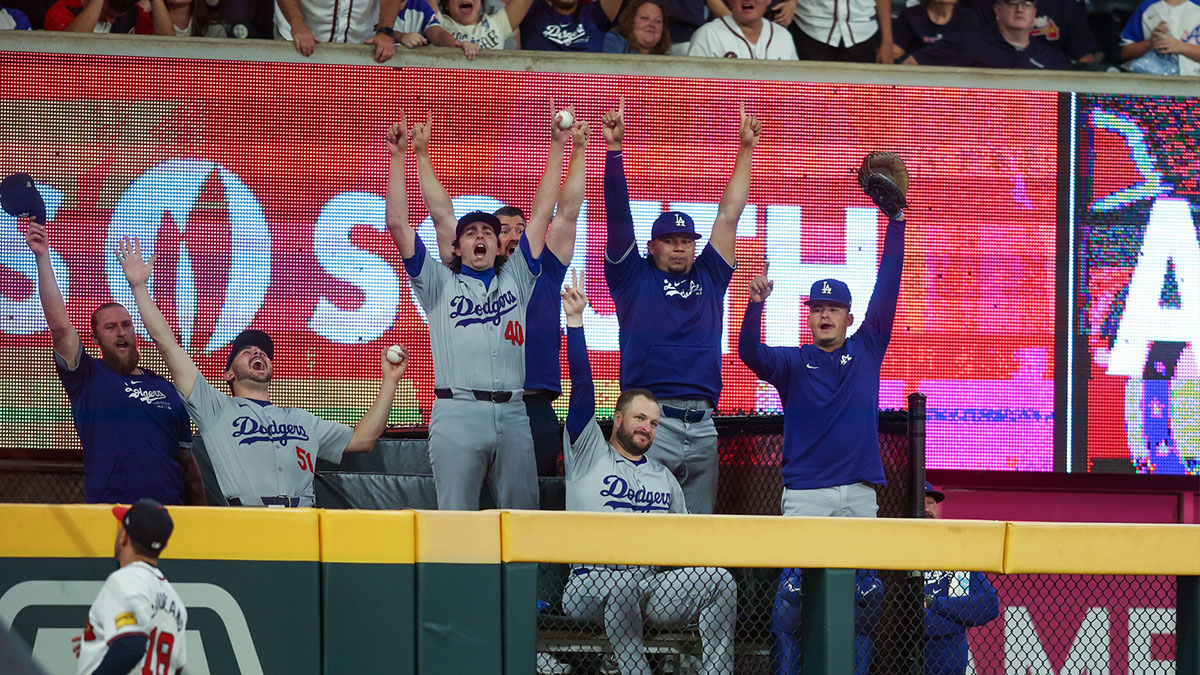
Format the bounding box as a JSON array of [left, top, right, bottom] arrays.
[[386, 345, 406, 364], [555, 109, 574, 130]]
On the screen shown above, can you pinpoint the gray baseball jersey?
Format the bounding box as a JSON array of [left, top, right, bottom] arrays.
[[407, 234, 539, 391], [182, 373, 352, 506], [564, 417, 687, 514]]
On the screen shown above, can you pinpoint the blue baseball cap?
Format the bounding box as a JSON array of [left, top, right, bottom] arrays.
[[804, 279, 851, 308], [650, 211, 700, 241], [226, 329, 274, 370], [0, 173, 46, 224], [924, 482, 945, 503], [455, 211, 502, 240]]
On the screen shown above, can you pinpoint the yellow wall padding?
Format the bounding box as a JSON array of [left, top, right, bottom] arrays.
[[501, 511, 1008, 572], [319, 510, 415, 564], [1003, 521, 1200, 575], [0, 504, 320, 562], [414, 510, 501, 564]]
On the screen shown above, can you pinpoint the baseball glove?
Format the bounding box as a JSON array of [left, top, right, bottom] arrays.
[[857, 152, 909, 219]]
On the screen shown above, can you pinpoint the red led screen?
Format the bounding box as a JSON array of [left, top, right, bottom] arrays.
[[0, 54, 1058, 470]]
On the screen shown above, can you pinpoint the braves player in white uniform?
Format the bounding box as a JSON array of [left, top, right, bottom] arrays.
[[117, 237, 409, 507], [76, 499, 186, 675], [559, 271, 737, 675], [387, 115, 547, 510]]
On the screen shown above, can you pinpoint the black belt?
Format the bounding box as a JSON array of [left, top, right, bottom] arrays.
[[434, 388, 514, 403], [660, 404, 712, 424], [228, 496, 301, 507]]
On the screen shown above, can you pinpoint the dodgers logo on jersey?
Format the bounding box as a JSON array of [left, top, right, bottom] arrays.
[[231, 416, 311, 445], [449, 291, 518, 327], [543, 23, 589, 46], [841, 354, 853, 365], [599, 475, 672, 512], [125, 382, 168, 407], [663, 278, 703, 299]]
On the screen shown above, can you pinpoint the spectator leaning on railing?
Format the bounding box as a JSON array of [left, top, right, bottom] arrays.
[[519, 0, 622, 51], [44, 0, 172, 34], [688, 0, 799, 58], [389, 0, 481, 58], [1119, 0, 1200, 76], [905, 0, 1070, 68], [273, 0, 399, 62], [434, 0, 537, 52], [603, 0, 674, 54]]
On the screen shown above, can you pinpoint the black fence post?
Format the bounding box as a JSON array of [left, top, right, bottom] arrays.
[[906, 392, 927, 520]]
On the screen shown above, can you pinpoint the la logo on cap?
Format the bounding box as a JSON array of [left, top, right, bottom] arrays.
[[675, 214, 686, 228], [822, 281, 832, 294]]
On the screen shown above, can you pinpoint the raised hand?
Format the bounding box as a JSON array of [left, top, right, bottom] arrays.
[[748, 261, 773, 303], [411, 111, 432, 154], [381, 344, 409, 382], [602, 97, 625, 149], [551, 100, 574, 145], [561, 268, 588, 324], [739, 101, 762, 149], [386, 115, 408, 157], [24, 218, 49, 257], [571, 120, 591, 149], [116, 236, 156, 289]]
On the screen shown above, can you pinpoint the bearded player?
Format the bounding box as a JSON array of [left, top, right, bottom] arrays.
[[602, 98, 761, 514], [559, 269, 736, 675], [75, 499, 186, 675], [419, 106, 589, 478], [116, 237, 408, 507], [23, 215, 202, 506]]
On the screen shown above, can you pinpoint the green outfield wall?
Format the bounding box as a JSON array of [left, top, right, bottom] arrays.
[[0, 505, 1196, 674]]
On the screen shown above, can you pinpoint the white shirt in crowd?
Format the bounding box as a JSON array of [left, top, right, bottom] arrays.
[[688, 16, 800, 58], [794, 0, 881, 47]]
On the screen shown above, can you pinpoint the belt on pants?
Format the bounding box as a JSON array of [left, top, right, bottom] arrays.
[[660, 404, 713, 424], [434, 387, 523, 403], [228, 496, 302, 507]]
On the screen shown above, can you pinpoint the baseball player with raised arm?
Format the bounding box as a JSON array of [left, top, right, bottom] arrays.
[[21, 212, 202, 506], [420, 107, 590, 478], [738, 154, 909, 518], [116, 238, 408, 507], [75, 499, 186, 675], [603, 98, 761, 514], [387, 115, 547, 510], [559, 270, 737, 675]]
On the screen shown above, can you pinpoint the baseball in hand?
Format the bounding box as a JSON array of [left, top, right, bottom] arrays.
[[386, 345, 406, 364], [555, 110, 575, 129]]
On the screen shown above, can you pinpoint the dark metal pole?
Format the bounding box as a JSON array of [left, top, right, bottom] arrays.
[[906, 392, 927, 520]]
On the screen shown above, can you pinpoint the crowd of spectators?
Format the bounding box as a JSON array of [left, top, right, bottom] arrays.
[[0, 0, 1196, 71]]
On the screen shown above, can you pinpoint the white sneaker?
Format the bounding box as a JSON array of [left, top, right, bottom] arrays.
[[599, 656, 620, 675], [537, 652, 572, 675]]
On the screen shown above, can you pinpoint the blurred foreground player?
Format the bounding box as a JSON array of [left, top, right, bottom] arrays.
[[16, 191, 201, 505], [602, 98, 761, 514], [559, 270, 736, 675], [117, 237, 408, 507], [75, 499, 186, 675], [739, 152, 910, 518]]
